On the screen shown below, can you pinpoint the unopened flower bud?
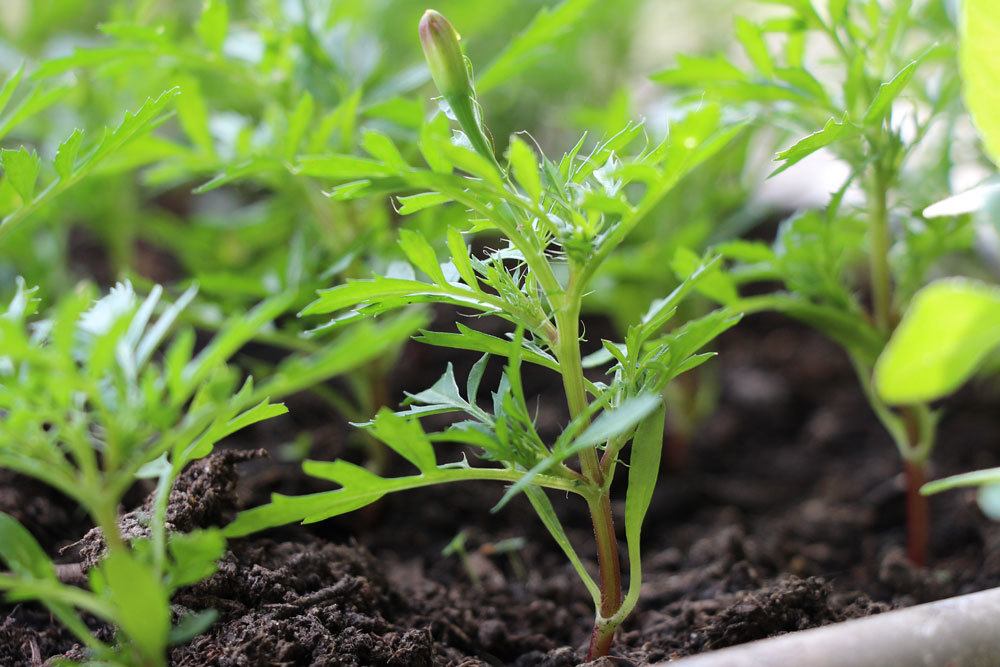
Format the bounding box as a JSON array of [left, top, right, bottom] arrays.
[[419, 10, 470, 101]]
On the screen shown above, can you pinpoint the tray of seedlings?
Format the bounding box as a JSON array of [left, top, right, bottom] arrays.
[[2, 0, 1000, 665]]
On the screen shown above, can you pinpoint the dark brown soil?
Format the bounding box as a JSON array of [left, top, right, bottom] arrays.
[[3, 314, 1000, 666]]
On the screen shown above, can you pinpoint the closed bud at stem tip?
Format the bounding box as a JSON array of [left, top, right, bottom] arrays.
[[419, 10, 470, 100]]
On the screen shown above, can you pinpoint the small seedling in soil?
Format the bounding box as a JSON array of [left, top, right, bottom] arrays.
[[226, 9, 743, 659], [0, 281, 287, 665], [659, 0, 967, 566], [877, 0, 1000, 518], [0, 279, 409, 665], [877, 278, 1000, 514]]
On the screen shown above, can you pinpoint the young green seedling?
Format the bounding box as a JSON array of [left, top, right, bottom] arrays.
[[0, 279, 406, 664], [225, 9, 743, 658], [876, 0, 1000, 519], [876, 278, 1000, 513], [658, 0, 966, 565], [0, 281, 285, 665]]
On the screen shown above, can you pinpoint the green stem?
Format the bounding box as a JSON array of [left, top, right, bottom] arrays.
[[868, 164, 892, 332], [554, 283, 623, 659], [149, 467, 175, 578]]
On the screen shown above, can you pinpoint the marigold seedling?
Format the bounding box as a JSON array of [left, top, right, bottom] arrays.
[[226, 9, 744, 658], [663, 0, 966, 566]]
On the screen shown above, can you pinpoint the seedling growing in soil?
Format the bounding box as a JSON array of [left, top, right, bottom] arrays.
[[226, 9, 743, 658], [659, 0, 966, 565], [876, 278, 1000, 513], [0, 281, 285, 664], [0, 280, 401, 665], [876, 0, 1000, 514]]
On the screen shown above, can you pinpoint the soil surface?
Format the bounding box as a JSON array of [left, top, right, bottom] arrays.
[[3, 312, 1000, 666]]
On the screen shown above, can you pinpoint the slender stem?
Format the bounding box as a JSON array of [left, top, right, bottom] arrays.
[[868, 164, 892, 332], [149, 469, 174, 577], [553, 279, 623, 659], [585, 493, 623, 659], [904, 459, 929, 567]]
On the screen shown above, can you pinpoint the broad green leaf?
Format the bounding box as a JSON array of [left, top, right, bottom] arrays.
[[441, 142, 503, 188], [295, 154, 395, 179], [253, 313, 426, 403], [876, 279, 1000, 404], [652, 54, 748, 86], [671, 247, 738, 305], [960, 0, 1000, 165]]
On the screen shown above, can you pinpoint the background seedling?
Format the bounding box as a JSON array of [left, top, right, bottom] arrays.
[[876, 0, 1000, 521], [659, 0, 972, 565]]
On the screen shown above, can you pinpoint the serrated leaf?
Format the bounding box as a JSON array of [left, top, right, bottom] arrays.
[[772, 115, 854, 176], [366, 409, 436, 473], [1, 147, 40, 201], [861, 56, 922, 127], [54, 129, 84, 179]]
